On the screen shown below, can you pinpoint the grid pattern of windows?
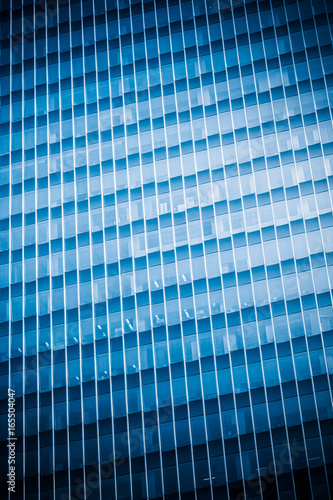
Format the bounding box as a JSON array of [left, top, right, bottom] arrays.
[[0, 0, 333, 498]]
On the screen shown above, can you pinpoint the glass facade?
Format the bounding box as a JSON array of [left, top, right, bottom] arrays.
[[0, 0, 333, 498]]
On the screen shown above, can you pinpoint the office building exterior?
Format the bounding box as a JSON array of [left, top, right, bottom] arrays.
[[0, 0, 333, 498]]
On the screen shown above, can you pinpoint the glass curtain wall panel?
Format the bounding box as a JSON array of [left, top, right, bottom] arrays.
[[0, 0, 333, 499]]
